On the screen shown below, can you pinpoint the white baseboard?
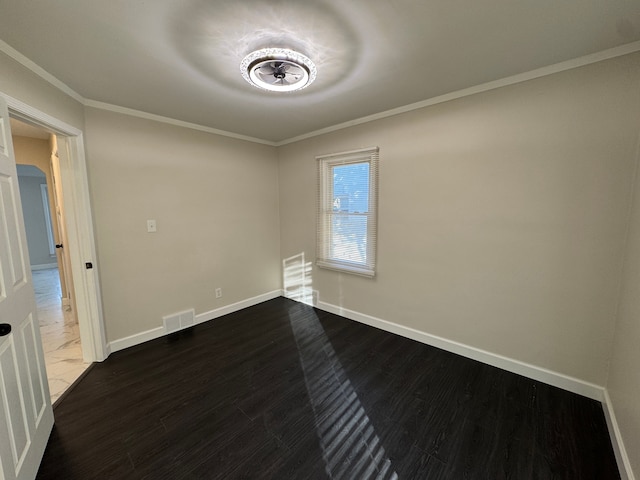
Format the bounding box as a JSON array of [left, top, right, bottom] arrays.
[[31, 263, 58, 271], [316, 299, 634, 477], [194, 290, 282, 324], [316, 300, 605, 401], [108, 290, 283, 354], [109, 326, 165, 353], [603, 390, 636, 480], [106, 293, 632, 477]]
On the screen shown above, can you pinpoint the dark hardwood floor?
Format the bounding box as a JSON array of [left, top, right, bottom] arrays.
[[37, 297, 620, 479]]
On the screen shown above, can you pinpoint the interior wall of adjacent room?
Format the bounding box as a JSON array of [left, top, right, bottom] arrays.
[[277, 52, 640, 386], [14, 136, 65, 272], [17, 170, 53, 266], [84, 107, 281, 342]]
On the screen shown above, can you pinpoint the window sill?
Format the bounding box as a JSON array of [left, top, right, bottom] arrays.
[[316, 260, 375, 278]]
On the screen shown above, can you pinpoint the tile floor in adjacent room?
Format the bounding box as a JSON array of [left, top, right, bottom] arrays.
[[33, 267, 89, 403]]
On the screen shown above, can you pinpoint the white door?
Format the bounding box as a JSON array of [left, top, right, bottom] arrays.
[[50, 144, 75, 313], [0, 97, 54, 480]]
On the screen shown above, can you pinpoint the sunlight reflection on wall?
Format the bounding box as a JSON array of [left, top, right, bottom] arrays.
[[283, 253, 315, 306], [288, 302, 399, 479]]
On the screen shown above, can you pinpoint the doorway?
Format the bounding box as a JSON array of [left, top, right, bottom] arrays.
[[6, 94, 108, 365], [12, 118, 89, 402], [6, 98, 110, 363]]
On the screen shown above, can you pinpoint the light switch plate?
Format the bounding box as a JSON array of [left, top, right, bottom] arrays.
[[147, 219, 157, 233]]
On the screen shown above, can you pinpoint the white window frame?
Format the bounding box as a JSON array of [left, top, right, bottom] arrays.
[[316, 146, 379, 277]]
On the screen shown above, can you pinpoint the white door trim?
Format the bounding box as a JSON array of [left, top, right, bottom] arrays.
[[3, 92, 108, 362]]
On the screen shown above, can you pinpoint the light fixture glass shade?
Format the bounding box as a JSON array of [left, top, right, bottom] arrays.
[[241, 48, 317, 92]]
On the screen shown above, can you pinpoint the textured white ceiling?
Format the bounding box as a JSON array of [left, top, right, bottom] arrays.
[[1, 0, 639, 142]]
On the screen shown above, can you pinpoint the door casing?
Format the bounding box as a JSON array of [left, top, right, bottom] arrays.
[[4, 92, 107, 363]]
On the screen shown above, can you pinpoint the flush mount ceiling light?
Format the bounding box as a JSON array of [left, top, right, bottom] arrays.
[[241, 48, 317, 92]]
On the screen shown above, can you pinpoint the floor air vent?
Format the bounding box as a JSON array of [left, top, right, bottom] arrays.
[[163, 309, 195, 334]]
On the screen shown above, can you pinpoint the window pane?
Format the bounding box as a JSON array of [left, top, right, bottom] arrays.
[[317, 146, 378, 277], [330, 214, 368, 264], [332, 163, 369, 214]]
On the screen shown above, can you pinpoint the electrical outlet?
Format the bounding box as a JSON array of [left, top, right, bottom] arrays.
[[215, 288, 222, 298]]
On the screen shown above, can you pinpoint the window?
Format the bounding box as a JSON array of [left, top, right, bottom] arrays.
[[317, 147, 379, 277]]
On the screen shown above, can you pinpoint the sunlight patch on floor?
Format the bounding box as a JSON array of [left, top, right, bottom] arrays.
[[288, 302, 398, 480]]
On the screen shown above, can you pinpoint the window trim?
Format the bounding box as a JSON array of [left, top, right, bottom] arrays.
[[316, 146, 379, 277]]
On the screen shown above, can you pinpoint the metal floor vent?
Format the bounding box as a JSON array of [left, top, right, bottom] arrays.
[[163, 309, 195, 334]]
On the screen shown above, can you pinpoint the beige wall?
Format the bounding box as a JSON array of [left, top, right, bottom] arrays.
[[278, 52, 640, 386], [2, 41, 640, 474], [0, 51, 84, 130], [0, 51, 83, 299], [13, 136, 58, 266], [13, 136, 55, 226], [84, 108, 281, 341], [608, 133, 640, 477]]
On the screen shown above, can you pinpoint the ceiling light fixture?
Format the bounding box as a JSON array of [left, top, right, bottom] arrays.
[[241, 48, 317, 92]]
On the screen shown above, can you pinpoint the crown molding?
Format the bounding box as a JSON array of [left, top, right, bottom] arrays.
[[0, 39, 275, 145], [276, 40, 640, 146], [83, 100, 277, 146], [0, 39, 85, 103], [3, 92, 82, 136], [3, 37, 639, 147]]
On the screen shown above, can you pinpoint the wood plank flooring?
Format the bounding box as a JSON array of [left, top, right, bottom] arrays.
[[36, 297, 620, 479]]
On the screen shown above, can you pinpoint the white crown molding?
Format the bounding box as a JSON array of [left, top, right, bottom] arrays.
[[0, 39, 85, 103], [3, 92, 82, 136], [0, 40, 275, 145], [3, 36, 639, 147], [84, 100, 277, 147], [276, 40, 640, 146]]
